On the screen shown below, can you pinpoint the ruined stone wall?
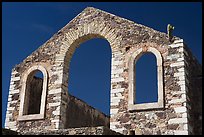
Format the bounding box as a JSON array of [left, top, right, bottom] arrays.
[[5, 62, 61, 133], [115, 40, 201, 135], [53, 7, 172, 133], [110, 39, 189, 135], [65, 94, 109, 128], [4, 7, 202, 135]]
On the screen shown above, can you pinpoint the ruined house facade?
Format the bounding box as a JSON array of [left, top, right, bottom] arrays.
[[5, 7, 202, 135]]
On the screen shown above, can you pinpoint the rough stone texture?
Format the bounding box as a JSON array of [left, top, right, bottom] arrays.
[[20, 126, 121, 135], [2, 127, 121, 135], [21, 127, 121, 135], [4, 7, 202, 135]]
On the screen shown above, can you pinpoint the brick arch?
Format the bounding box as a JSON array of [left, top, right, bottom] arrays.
[[55, 21, 121, 93], [50, 21, 122, 129]]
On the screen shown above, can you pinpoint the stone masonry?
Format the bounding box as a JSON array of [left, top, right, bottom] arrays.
[[5, 7, 202, 135]]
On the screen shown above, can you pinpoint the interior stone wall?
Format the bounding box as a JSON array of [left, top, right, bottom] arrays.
[[26, 76, 43, 115], [65, 94, 109, 128]]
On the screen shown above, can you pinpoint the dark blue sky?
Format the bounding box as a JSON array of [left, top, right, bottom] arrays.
[[2, 2, 202, 127]]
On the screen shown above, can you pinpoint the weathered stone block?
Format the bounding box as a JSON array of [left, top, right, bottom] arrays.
[[168, 118, 187, 124], [174, 106, 187, 113]]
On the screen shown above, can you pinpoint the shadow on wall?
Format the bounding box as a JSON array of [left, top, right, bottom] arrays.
[[65, 94, 110, 128]]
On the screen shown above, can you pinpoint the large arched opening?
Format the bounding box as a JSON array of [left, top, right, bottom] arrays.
[[64, 36, 112, 128], [68, 38, 111, 115]]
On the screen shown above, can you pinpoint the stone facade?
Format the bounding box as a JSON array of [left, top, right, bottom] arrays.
[[4, 7, 202, 135]]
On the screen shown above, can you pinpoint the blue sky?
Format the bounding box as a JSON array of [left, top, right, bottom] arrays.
[[2, 2, 202, 127]]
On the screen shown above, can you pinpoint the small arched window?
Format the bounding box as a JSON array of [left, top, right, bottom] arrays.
[[18, 65, 48, 121], [128, 47, 164, 111], [135, 52, 158, 104]]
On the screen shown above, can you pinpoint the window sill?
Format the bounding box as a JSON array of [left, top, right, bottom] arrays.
[[128, 102, 164, 111], [18, 114, 44, 121]]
